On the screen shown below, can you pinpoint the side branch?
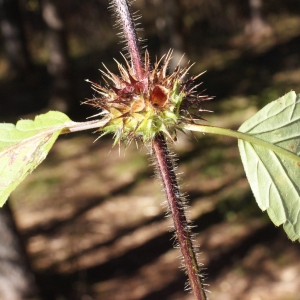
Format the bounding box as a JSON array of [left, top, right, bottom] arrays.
[[152, 133, 207, 300]]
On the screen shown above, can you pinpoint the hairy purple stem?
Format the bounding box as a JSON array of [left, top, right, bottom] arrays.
[[152, 133, 207, 300], [111, 1, 206, 298], [112, 0, 144, 80]]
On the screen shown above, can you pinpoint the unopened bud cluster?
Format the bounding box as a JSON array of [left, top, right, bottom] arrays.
[[86, 50, 208, 145]]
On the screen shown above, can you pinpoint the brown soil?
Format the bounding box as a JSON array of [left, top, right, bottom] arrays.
[[6, 11, 300, 300], [11, 127, 300, 300]]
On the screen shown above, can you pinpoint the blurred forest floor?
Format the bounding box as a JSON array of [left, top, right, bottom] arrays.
[[2, 3, 300, 300]]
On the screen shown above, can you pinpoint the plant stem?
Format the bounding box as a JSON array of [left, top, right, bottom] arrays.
[[152, 133, 207, 300], [112, 1, 207, 298], [112, 0, 144, 80]]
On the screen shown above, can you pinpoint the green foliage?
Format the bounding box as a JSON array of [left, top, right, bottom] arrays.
[[0, 111, 70, 207], [0, 90, 299, 244], [0, 111, 110, 207], [183, 91, 300, 242], [238, 91, 300, 241]]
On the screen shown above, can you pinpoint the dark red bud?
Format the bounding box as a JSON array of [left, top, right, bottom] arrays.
[[150, 85, 168, 108]]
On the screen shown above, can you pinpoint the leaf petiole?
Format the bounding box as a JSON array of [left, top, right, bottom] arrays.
[[183, 123, 300, 163], [62, 116, 111, 134]]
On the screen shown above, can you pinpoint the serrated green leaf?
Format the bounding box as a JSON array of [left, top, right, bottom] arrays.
[[0, 111, 110, 207], [238, 91, 300, 241], [0, 111, 70, 207]]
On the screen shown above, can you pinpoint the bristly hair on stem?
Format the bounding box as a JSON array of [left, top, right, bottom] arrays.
[[109, 0, 145, 81], [86, 1, 210, 299], [152, 133, 207, 300]]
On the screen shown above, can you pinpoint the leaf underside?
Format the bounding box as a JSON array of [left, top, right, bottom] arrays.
[[238, 91, 300, 241]]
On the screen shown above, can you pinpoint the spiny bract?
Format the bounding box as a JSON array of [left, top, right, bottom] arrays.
[[85, 50, 209, 145]]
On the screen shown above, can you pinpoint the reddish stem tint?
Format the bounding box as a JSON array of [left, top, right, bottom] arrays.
[[112, 0, 145, 80], [152, 133, 207, 300], [111, 1, 207, 299]]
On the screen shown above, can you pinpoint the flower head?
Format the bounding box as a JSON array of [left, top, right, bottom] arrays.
[[85, 50, 210, 145]]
